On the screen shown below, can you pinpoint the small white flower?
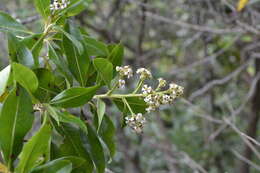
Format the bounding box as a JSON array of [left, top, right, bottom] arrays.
[[116, 66, 133, 78], [162, 94, 172, 104], [118, 79, 126, 88], [50, 0, 70, 11], [157, 78, 167, 88], [169, 83, 178, 90], [136, 68, 152, 80], [142, 84, 153, 95], [144, 95, 153, 104], [125, 113, 146, 133]]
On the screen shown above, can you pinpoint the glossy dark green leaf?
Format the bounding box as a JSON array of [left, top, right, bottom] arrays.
[[8, 33, 35, 68], [61, 26, 90, 86], [0, 11, 30, 35], [32, 156, 90, 173], [93, 58, 113, 87], [97, 99, 105, 131], [32, 158, 72, 173], [34, 0, 51, 20], [113, 97, 147, 114], [16, 121, 51, 173], [34, 69, 59, 102], [98, 115, 116, 158], [46, 105, 88, 133], [0, 87, 34, 166], [0, 65, 11, 96], [108, 43, 124, 67], [50, 86, 99, 108], [57, 163, 72, 173], [48, 42, 73, 84], [21, 33, 44, 66], [53, 122, 94, 173], [12, 63, 39, 93], [86, 124, 105, 173], [55, 26, 84, 54], [84, 36, 109, 57]]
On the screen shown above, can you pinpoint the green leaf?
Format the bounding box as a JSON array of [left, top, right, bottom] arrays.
[[0, 11, 30, 35], [97, 99, 105, 131], [16, 120, 52, 173], [98, 115, 116, 158], [50, 86, 99, 108], [86, 124, 105, 173], [113, 97, 147, 114], [34, 68, 59, 102], [57, 163, 72, 173], [63, 0, 92, 17], [84, 36, 109, 57], [55, 26, 84, 54], [47, 42, 73, 84], [0, 65, 11, 96], [0, 87, 34, 167], [93, 58, 113, 87], [108, 43, 124, 67], [34, 0, 51, 20], [32, 156, 89, 173], [53, 122, 94, 173], [46, 105, 88, 133], [61, 25, 90, 86], [12, 63, 39, 93], [21, 33, 44, 66], [8, 33, 35, 68], [31, 159, 71, 173]]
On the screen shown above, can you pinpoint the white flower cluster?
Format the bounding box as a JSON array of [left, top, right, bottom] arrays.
[[115, 66, 153, 89], [136, 68, 152, 80], [125, 113, 146, 133], [116, 66, 133, 88], [50, 0, 70, 11], [116, 66, 133, 79], [142, 81, 184, 113]]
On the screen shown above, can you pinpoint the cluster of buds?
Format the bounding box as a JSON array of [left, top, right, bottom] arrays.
[[116, 66, 133, 88], [136, 68, 152, 80], [50, 0, 70, 11], [125, 113, 146, 133], [142, 81, 184, 113]]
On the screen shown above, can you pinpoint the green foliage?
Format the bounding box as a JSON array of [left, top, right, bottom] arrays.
[[0, 1, 185, 172], [34, 0, 51, 20], [0, 11, 31, 35], [93, 58, 113, 87], [15, 119, 51, 173], [0, 87, 34, 168], [50, 86, 99, 108], [12, 62, 39, 94]]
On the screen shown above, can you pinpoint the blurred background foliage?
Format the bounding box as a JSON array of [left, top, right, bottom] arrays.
[[1, 0, 260, 172]]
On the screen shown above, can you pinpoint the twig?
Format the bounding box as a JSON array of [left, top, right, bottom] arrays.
[[232, 150, 260, 171], [144, 11, 245, 34], [189, 61, 251, 101], [224, 118, 260, 160], [208, 72, 260, 142]]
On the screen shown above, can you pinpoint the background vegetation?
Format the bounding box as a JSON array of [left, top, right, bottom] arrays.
[[0, 0, 260, 172]]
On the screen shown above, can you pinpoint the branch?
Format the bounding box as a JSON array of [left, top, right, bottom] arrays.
[[189, 61, 251, 101]]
